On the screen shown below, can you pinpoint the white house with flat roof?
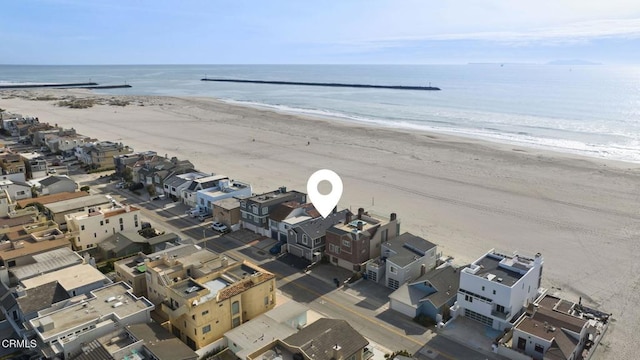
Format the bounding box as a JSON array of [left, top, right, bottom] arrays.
[[65, 204, 142, 251], [28, 281, 154, 359], [453, 249, 543, 330], [195, 179, 252, 214]]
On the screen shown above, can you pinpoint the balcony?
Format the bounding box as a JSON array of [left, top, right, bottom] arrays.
[[491, 306, 511, 320], [161, 302, 187, 318]]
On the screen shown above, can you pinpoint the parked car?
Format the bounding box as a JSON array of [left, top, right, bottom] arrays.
[[115, 182, 125, 189], [210, 222, 229, 233], [197, 213, 212, 222], [269, 243, 283, 255]]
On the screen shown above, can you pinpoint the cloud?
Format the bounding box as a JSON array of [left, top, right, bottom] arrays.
[[350, 18, 640, 46]]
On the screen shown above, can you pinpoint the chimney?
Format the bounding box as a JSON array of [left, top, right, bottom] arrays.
[[344, 212, 352, 225], [390, 213, 397, 221], [332, 344, 343, 360], [357, 221, 363, 231], [221, 256, 229, 267], [357, 208, 364, 219]]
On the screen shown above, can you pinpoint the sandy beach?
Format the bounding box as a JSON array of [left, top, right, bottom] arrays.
[[1, 90, 638, 359]]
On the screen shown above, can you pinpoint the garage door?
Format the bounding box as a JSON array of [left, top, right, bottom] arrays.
[[289, 245, 304, 257], [390, 298, 417, 318], [464, 308, 494, 327]]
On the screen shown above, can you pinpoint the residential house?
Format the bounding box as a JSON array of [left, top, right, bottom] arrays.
[[1, 262, 109, 340], [29, 175, 78, 196], [181, 174, 229, 208], [136, 157, 195, 195], [196, 179, 252, 214], [240, 187, 307, 236], [507, 294, 601, 360], [15, 190, 89, 210], [76, 141, 133, 170], [1, 116, 39, 137], [212, 198, 241, 228], [43, 194, 111, 229], [367, 232, 438, 290], [0, 153, 26, 177], [0, 219, 72, 279], [97, 231, 180, 260], [20, 152, 48, 179], [74, 322, 198, 360], [3, 247, 82, 287], [113, 150, 157, 176], [225, 301, 308, 360], [0, 179, 32, 201], [270, 201, 319, 242], [453, 249, 544, 330], [287, 209, 349, 262], [389, 263, 463, 322], [65, 204, 142, 251], [45, 133, 90, 155], [247, 318, 370, 360], [163, 171, 208, 200], [27, 282, 154, 359], [324, 209, 400, 272]]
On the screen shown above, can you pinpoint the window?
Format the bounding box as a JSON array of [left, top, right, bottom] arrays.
[[534, 344, 544, 353], [202, 325, 211, 334], [252, 205, 259, 214], [264, 296, 269, 305], [202, 310, 209, 316], [119, 218, 123, 224], [232, 317, 241, 328], [105, 219, 109, 224], [314, 238, 321, 246], [482, 286, 485, 291], [232, 301, 240, 315], [120, 224, 124, 231], [81, 225, 85, 231], [242, 212, 247, 219], [496, 304, 505, 314], [94, 233, 97, 238], [134, 214, 138, 221], [465, 294, 474, 303], [100, 220, 104, 226], [342, 239, 351, 248], [389, 266, 397, 274], [302, 235, 308, 245], [493, 289, 496, 295], [17, 190, 25, 196], [240, 201, 246, 209]]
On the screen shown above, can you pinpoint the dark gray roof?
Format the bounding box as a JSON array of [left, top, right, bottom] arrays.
[[284, 318, 368, 360], [410, 264, 465, 308], [474, 255, 523, 287], [384, 233, 437, 267], [127, 322, 198, 360], [16, 281, 70, 315], [71, 339, 115, 360], [248, 189, 306, 207], [39, 175, 72, 187], [294, 209, 351, 240]]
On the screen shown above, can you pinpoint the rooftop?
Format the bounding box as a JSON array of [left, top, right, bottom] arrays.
[[462, 250, 541, 287], [397, 264, 465, 309], [0, 234, 71, 262], [15, 191, 89, 208], [383, 232, 437, 267], [293, 209, 350, 240], [9, 247, 83, 281], [213, 197, 240, 210], [21, 263, 108, 291], [15, 281, 70, 315], [126, 322, 198, 360], [226, 315, 297, 360], [246, 188, 306, 206], [284, 318, 368, 360], [46, 194, 111, 214], [30, 282, 154, 340]]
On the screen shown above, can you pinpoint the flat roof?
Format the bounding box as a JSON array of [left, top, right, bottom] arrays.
[[21, 263, 107, 291], [472, 255, 524, 287], [31, 282, 153, 340], [226, 315, 296, 360], [46, 194, 111, 214], [213, 197, 240, 210], [0, 236, 71, 261], [10, 247, 82, 280]]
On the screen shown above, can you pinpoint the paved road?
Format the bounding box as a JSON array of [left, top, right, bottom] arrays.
[[88, 178, 503, 360]]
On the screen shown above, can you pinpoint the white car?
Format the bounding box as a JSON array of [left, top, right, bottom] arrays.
[[210, 222, 229, 233]]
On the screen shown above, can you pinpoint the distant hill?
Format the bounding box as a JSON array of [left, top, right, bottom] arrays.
[[547, 59, 601, 65]]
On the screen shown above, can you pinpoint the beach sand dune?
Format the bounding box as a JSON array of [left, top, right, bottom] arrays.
[[2, 90, 638, 359]]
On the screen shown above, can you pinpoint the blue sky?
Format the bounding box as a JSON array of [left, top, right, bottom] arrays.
[[2, 0, 640, 64]]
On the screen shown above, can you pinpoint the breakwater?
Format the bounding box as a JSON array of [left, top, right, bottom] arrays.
[[201, 78, 440, 91]]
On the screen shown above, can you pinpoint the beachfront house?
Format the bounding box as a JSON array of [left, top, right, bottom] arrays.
[[29, 175, 78, 196], [76, 141, 133, 170], [287, 209, 350, 262], [195, 179, 252, 214], [181, 174, 229, 208], [269, 201, 319, 242], [324, 209, 400, 272], [113, 150, 157, 176], [452, 249, 543, 331], [163, 171, 208, 200], [389, 263, 463, 323], [136, 157, 195, 195], [240, 187, 307, 237], [366, 232, 438, 289], [65, 204, 142, 251], [20, 152, 48, 179], [212, 198, 241, 228]]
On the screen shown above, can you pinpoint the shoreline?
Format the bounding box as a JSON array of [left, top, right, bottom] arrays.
[[1, 89, 639, 358]]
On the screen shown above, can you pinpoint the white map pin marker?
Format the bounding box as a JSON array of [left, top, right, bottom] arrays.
[[307, 169, 343, 218]]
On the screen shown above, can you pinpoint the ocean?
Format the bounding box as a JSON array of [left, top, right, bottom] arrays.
[[1, 64, 639, 163]]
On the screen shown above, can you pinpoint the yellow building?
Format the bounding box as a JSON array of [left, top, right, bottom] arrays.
[[114, 245, 276, 350]]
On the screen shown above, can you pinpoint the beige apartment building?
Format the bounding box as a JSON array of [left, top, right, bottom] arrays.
[[65, 204, 141, 251], [114, 245, 276, 350]]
